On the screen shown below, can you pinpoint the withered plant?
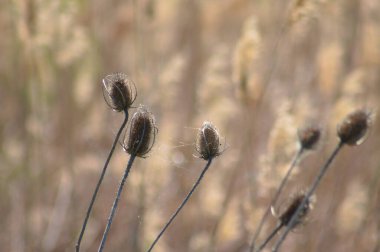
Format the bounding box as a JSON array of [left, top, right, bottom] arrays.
[[98, 105, 157, 252], [272, 109, 372, 252], [76, 73, 136, 251], [255, 192, 314, 252], [249, 125, 321, 251], [146, 121, 223, 252]]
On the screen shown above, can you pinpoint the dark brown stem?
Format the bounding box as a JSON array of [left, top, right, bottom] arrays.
[[255, 223, 284, 252], [249, 148, 303, 252], [272, 142, 344, 252], [147, 158, 213, 252], [76, 110, 128, 252], [98, 154, 136, 252]]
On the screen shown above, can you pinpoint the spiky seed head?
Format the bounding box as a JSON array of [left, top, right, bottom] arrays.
[[279, 193, 312, 228], [124, 106, 157, 157], [337, 109, 371, 146], [298, 126, 321, 150], [196, 122, 221, 160], [103, 73, 136, 112]]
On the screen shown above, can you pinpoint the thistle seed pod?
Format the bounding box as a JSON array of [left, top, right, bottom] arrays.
[[124, 106, 157, 157], [298, 126, 321, 150], [102, 73, 137, 112], [337, 109, 371, 146], [196, 122, 221, 160], [279, 193, 312, 228]]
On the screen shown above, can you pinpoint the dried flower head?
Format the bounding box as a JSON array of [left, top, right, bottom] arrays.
[[196, 122, 222, 160], [279, 192, 313, 228], [298, 126, 321, 150], [102, 73, 137, 112], [337, 109, 372, 146], [123, 106, 157, 157]]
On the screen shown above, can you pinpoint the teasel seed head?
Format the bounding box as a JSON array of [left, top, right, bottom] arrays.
[[196, 122, 222, 160], [102, 73, 137, 112], [123, 105, 157, 157], [298, 125, 321, 150], [279, 192, 313, 228], [337, 109, 372, 146]]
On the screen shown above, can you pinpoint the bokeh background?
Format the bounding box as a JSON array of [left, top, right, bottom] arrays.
[[1, 0, 380, 251]]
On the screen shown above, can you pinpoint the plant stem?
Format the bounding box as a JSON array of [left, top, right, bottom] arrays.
[[147, 158, 213, 252], [98, 154, 137, 252], [271, 142, 344, 252], [249, 148, 303, 252], [255, 223, 284, 252], [76, 110, 128, 252]]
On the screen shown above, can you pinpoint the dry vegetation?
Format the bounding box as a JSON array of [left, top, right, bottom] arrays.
[[1, 0, 380, 251]]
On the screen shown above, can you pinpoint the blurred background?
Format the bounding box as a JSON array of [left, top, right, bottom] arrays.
[[1, 0, 380, 251]]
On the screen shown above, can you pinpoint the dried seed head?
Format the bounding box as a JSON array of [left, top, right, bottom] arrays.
[[337, 109, 371, 146], [279, 192, 312, 228], [196, 122, 222, 160], [102, 73, 137, 112], [298, 126, 321, 150], [124, 106, 157, 157]]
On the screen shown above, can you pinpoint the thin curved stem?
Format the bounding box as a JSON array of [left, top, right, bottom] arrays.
[[249, 148, 303, 252], [98, 154, 137, 252], [272, 142, 344, 252], [147, 158, 213, 252], [76, 110, 129, 252], [255, 223, 284, 252]]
